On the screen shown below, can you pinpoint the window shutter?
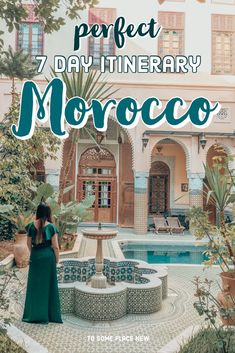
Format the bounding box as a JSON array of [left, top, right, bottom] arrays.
[[158, 12, 184, 30], [89, 8, 116, 25], [212, 14, 235, 32]]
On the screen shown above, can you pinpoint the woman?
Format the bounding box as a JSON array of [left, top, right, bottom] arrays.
[[22, 202, 63, 324]]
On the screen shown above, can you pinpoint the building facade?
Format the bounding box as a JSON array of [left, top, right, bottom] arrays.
[[1, 0, 235, 233]]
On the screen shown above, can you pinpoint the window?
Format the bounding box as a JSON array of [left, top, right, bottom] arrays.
[[98, 182, 111, 208], [88, 8, 116, 67], [158, 12, 184, 56], [212, 14, 235, 74], [16, 5, 44, 61], [82, 168, 112, 175], [212, 0, 235, 4]]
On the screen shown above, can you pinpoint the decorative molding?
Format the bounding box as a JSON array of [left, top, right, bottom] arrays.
[[215, 107, 231, 123], [80, 147, 114, 162]]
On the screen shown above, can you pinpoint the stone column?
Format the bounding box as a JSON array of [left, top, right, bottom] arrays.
[[134, 171, 149, 234], [44, 143, 63, 192], [45, 170, 60, 191], [188, 173, 204, 208]]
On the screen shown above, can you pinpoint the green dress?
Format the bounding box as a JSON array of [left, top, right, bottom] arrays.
[[22, 222, 63, 324]]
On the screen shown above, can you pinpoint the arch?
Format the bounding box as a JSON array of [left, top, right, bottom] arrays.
[[150, 137, 189, 212], [150, 137, 191, 173], [205, 141, 233, 161], [206, 144, 228, 168], [79, 146, 116, 166], [150, 161, 170, 175]]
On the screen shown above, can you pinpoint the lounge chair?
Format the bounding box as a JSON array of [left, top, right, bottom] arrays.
[[167, 217, 185, 234], [153, 216, 172, 234]]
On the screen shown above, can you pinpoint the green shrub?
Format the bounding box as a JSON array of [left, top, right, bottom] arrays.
[[179, 328, 235, 353], [0, 218, 14, 241], [0, 331, 26, 353]]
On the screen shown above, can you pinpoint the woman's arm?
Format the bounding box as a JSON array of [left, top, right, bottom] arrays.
[[51, 234, 60, 264]]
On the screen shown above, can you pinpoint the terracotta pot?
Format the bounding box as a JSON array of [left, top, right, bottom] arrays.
[[14, 233, 29, 268], [220, 271, 235, 295], [217, 291, 235, 326]]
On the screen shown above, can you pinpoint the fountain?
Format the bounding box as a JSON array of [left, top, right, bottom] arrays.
[[81, 223, 118, 289], [57, 225, 168, 321]]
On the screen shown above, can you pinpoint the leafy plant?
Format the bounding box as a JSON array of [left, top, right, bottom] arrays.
[[47, 194, 95, 243], [28, 183, 55, 211], [0, 46, 37, 101], [0, 270, 25, 353], [178, 327, 235, 353], [0, 205, 33, 234], [0, 0, 99, 49], [203, 161, 235, 266], [0, 270, 18, 331], [188, 152, 235, 270], [192, 277, 235, 353], [0, 332, 26, 353], [28, 182, 95, 242], [0, 100, 60, 215]]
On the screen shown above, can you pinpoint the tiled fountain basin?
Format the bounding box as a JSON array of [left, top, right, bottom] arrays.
[[57, 257, 168, 321]]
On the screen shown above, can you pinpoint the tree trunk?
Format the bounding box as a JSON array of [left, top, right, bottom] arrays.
[[58, 133, 77, 205], [11, 76, 16, 105]]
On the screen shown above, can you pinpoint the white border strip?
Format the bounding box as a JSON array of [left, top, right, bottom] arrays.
[[7, 324, 48, 353]]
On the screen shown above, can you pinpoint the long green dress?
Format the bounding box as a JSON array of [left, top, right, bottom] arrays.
[[22, 222, 63, 324]]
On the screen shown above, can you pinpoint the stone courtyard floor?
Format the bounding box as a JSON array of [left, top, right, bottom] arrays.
[[6, 265, 220, 353], [0, 230, 220, 353]]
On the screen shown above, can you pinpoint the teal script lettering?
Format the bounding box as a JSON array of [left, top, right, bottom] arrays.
[[11, 78, 221, 140]]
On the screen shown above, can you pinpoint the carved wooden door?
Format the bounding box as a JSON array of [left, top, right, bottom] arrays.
[[77, 147, 117, 223], [149, 175, 168, 214], [149, 161, 170, 214]]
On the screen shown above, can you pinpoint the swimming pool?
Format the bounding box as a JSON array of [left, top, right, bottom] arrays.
[[120, 242, 207, 265]]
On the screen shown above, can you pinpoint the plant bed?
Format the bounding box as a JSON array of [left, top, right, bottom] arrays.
[[178, 328, 235, 353], [0, 241, 14, 262], [0, 331, 26, 353]]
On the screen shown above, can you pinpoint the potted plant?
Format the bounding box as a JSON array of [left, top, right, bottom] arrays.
[[188, 154, 235, 325], [0, 205, 33, 268]]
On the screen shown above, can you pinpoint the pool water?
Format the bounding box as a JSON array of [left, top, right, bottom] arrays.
[[121, 243, 208, 264]]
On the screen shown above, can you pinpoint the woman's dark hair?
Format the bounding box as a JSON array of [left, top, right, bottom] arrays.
[[35, 202, 52, 244]]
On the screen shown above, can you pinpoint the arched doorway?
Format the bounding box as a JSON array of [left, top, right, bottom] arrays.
[[149, 161, 170, 214], [77, 147, 117, 223]]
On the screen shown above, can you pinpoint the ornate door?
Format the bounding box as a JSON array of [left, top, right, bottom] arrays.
[[77, 147, 117, 223], [119, 143, 134, 227], [149, 161, 170, 214]]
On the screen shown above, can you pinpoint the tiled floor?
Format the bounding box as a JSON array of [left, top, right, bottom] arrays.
[[1, 231, 219, 353], [7, 265, 220, 353]]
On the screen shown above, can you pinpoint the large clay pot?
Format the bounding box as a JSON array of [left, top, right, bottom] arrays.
[[217, 291, 235, 326], [220, 271, 235, 295], [14, 233, 29, 268], [217, 271, 235, 326]]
